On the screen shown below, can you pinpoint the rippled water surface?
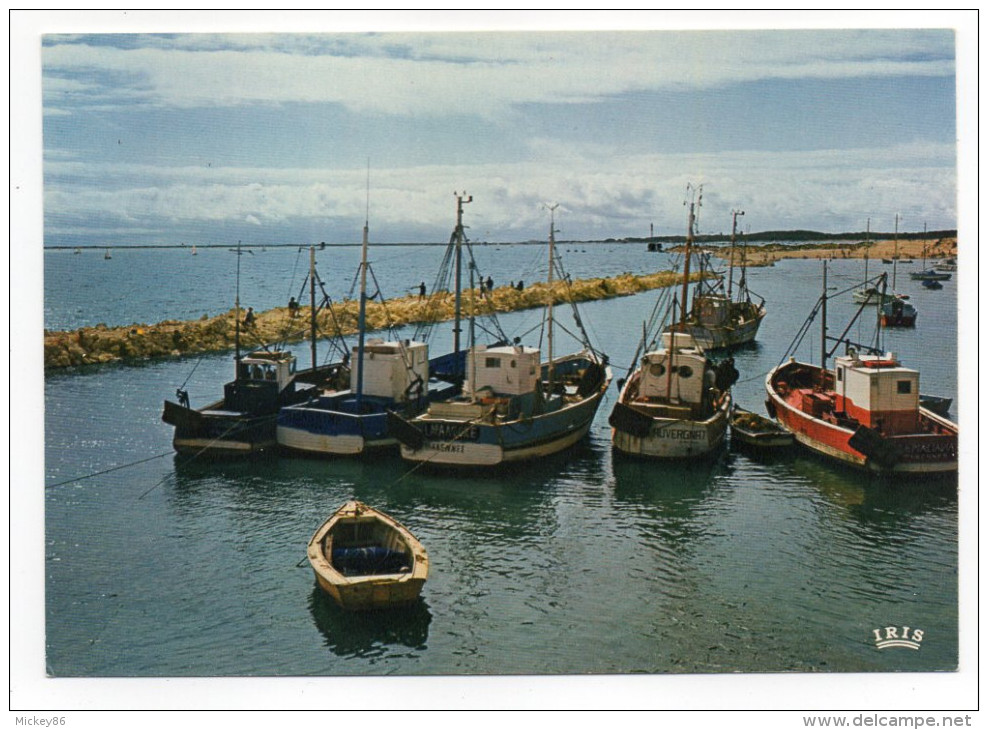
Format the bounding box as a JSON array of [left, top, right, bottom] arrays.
[[44, 247, 959, 676]]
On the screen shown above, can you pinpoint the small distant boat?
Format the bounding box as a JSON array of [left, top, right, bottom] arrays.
[[921, 279, 943, 290], [104, 249, 111, 260], [881, 258, 893, 264], [852, 287, 903, 306], [191, 245, 197, 255], [919, 394, 952, 417], [934, 258, 957, 272], [73, 247, 81, 255], [909, 269, 949, 281], [730, 405, 794, 450], [880, 298, 917, 328], [307, 501, 428, 611]]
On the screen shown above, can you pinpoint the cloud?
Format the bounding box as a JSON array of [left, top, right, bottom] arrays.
[[43, 140, 957, 243], [42, 30, 954, 118]]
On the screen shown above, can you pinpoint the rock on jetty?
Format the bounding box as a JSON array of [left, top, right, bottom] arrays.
[[44, 269, 696, 370]]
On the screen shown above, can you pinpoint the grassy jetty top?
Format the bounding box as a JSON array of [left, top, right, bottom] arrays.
[[44, 269, 699, 370], [702, 236, 958, 267]]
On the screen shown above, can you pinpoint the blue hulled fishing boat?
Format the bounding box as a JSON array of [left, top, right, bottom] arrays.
[[277, 197, 459, 457], [390, 199, 612, 468]]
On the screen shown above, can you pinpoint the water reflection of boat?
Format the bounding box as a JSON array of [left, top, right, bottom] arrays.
[[307, 501, 429, 611], [308, 587, 431, 659]]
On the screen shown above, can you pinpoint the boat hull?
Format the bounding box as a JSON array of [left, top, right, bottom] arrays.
[[397, 355, 612, 468], [162, 362, 348, 457], [668, 307, 765, 350], [277, 379, 459, 458], [307, 501, 428, 611], [765, 362, 957, 475], [611, 395, 730, 459]]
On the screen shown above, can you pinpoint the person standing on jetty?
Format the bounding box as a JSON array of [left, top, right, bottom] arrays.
[[243, 307, 255, 328], [418, 282, 426, 299], [288, 297, 300, 317]]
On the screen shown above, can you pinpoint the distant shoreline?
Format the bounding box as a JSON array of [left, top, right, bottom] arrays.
[[42, 229, 959, 251]]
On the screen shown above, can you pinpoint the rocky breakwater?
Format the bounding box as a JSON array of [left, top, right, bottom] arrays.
[[44, 269, 696, 370]]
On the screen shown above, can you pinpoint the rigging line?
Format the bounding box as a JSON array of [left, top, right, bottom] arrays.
[[46, 451, 174, 490], [177, 354, 205, 391]]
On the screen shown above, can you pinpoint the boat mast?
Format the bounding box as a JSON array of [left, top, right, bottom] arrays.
[[821, 260, 828, 372], [547, 203, 559, 390], [309, 245, 317, 371], [892, 213, 899, 290], [453, 192, 472, 369], [727, 208, 743, 299], [679, 185, 701, 331], [235, 240, 242, 379], [355, 169, 370, 410]]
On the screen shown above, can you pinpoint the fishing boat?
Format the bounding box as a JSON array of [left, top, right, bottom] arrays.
[[162, 244, 349, 456], [934, 258, 957, 272], [610, 185, 736, 460], [765, 264, 957, 475], [662, 208, 765, 350], [307, 501, 428, 611], [730, 404, 794, 450], [919, 394, 952, 417], [921, 279, 944, 290], [909, 228, 950, 280], [880, 297, 917, 328], [852, 254, 907, 305], [277, 195, 459, 457], [391, 197, 612, 468]]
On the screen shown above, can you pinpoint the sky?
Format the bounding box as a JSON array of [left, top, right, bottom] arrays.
[[27, 12, 967, 248]]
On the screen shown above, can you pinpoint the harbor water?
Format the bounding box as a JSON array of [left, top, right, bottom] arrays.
[[43, 244, 960, 676]]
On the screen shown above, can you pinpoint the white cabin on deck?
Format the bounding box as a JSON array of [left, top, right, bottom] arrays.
[[465, 344, 540, 398], [637, 333, 712, 406], [833, 350, 920, 434], [351, 338, 429, 402], [239, 351, 296, 392]]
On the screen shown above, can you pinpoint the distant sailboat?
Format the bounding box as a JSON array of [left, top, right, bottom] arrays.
[[104, 249, 111, 260], [191, 245, 197, 255]]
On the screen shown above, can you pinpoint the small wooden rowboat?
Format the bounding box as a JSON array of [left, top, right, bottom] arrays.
[[730, 405, 795, 450], [307, 501, 428, 611]]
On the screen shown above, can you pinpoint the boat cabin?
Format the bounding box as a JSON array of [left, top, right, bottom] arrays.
[[464, 344, 540, 398], [237, 351, 297, 391], [832, 350, 920, 434], [638, 333, 712, 406], [351, 338, 429, 402], [693, 293, 730, 326]]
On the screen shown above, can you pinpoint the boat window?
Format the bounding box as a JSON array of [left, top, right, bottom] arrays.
[[897, 380, 912, 394], [649, 363, 666, 377], [837, 368, 843, 382], [485, 357, 500, 369], [678, 365, 693, 379]]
